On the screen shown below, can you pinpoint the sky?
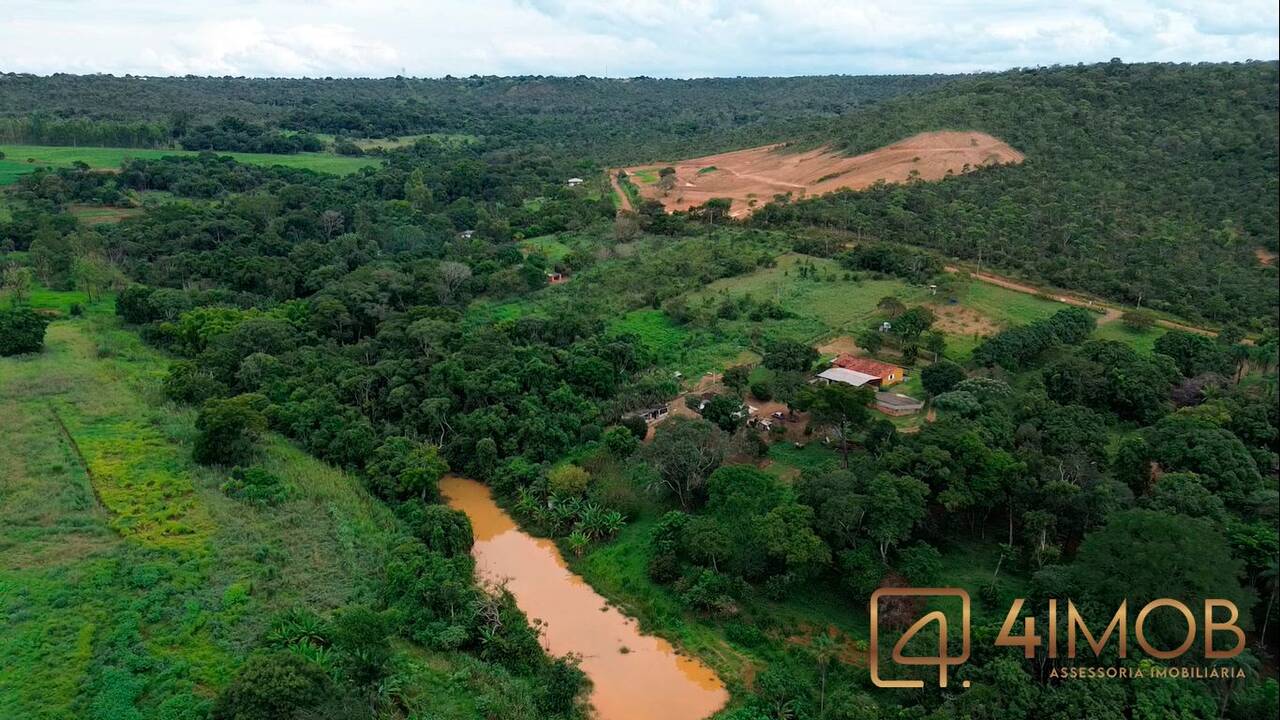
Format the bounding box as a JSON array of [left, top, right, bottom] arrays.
[[2, 0, 1277, 78]]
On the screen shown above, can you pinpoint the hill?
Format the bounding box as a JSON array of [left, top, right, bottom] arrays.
[[623, 131, 1022, 217], [751, 61, 1280, 327]]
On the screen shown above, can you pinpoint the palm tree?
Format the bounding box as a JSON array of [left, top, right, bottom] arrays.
[[813, 632, 839, 717], [1259, 556, 1279, 649]]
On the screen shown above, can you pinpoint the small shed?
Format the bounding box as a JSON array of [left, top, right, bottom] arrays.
[[546, 271, 567, 285], [875, 392, 925, 416], [566, 177, 584, 187]]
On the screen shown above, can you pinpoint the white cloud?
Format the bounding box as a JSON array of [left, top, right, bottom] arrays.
[[0, 0, 1275, 77]]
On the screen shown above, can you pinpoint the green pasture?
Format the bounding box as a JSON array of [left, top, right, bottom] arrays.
[[0, 291, 397, 718], [0, 144, 379, 186]]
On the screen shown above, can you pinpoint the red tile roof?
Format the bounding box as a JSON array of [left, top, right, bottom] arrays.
[[832, 354, 900, 377]]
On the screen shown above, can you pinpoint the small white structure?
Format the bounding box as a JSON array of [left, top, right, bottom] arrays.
[[567, 177, 584, 187], [815, 367, 880, 388], [459, 229, 475, 239], [879, 321, 893, 333]]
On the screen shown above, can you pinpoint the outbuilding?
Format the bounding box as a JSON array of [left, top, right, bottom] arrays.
[[874, 392, 925, 416]]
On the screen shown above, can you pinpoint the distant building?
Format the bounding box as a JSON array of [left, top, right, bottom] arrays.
[[831, 354, 904, 387], [624, 406, 669, 424], [459, 229, 475, 239], [875, 392, 925, 416], [567, 177, 584, 187], [546, 271, 567, 285]]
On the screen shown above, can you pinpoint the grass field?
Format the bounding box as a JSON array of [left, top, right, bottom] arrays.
[[66, 204, 144, 225], [0, 144, 379, 185], [521, 234, 574, 263], [629, 168, 659, 184], [609, 309, 757, 378], [0, 291, 399, 718]]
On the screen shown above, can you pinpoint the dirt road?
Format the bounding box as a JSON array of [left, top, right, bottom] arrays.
[[609, 171, 634, 213], [944, 265, 1219, 338]]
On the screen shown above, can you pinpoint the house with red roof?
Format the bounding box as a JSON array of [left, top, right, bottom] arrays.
[[829, 354, 904, 388]]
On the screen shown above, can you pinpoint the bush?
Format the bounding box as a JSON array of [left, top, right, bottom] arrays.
[[602, 425, 639, 457], [0, 307, 50, 356], [619, 414, 648, 441], [1121, 309, 1156, 331], [222, 466, 288, 507], [211, 651, 332, 720], [411, 504, 474, 557], [115, 285, 157, 324], [749, 380, 773, 401], [367, 437, 449, 502], [548, 464, 590, 496], [164, 360, 228, 403], [194, 394, 267, 466], [920, 359, 965, 396]]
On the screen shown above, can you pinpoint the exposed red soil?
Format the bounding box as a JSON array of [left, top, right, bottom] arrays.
[[621, 131, 1023, 218]]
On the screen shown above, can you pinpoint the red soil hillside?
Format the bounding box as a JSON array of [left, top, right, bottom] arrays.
[[621, 131, 1023, 218]]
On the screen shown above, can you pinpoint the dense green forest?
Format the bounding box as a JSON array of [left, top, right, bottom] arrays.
[[1, 61, 1278, 720], [755, 61, 1280, 327], [0, 73, 947, 162]]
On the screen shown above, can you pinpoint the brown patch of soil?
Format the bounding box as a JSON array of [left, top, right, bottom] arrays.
[[1256, 247, 1278, 266], [784, 624, 869, 667], [623, 131, 1023, 218], [927, 303, 1000, 337], [817, 335, 863, 357]]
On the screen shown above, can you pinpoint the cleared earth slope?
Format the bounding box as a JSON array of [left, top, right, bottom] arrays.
[[622, 130, 1023, 217]]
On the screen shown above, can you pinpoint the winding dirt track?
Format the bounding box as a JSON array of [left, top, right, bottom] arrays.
[[943, 265, 1222, 338]]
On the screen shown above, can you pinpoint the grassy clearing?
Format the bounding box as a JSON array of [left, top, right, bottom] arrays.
[[0, 292, 398, 718], [676, 254, 1165, 371], [608, 309, 754, 378], [521, 235, 573, 262], [1093, 320, 1167, 353], [314, 132, 479, 150], [629, 168, 659, 184], [947, 278, 1066, 328], [67, 204, 144, 225], [0, 144, 379, 185]]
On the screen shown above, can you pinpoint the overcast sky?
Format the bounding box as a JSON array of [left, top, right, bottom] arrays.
[[3, 0, 1277, 78]]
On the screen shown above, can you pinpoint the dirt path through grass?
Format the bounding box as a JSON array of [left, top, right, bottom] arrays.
[[944, 265, 1218, 337]]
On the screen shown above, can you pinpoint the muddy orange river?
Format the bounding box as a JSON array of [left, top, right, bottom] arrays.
[[440, 476, 728, 720]]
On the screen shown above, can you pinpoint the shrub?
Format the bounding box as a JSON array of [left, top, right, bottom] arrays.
[[619, 414, 648, 440], [164, 360, 228, 403], [211, 651, 332, 720], [411, 504, 474, 557], [548, 464, 590, 496], [193, 394, 267, 466], [222, 466, 288, 507], [0, 307, 49, 355], [920, 359, 965, 396], [367, 437, 449, 502], [602, 425, 639, 457], [1121, 309, 1156, 331]]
